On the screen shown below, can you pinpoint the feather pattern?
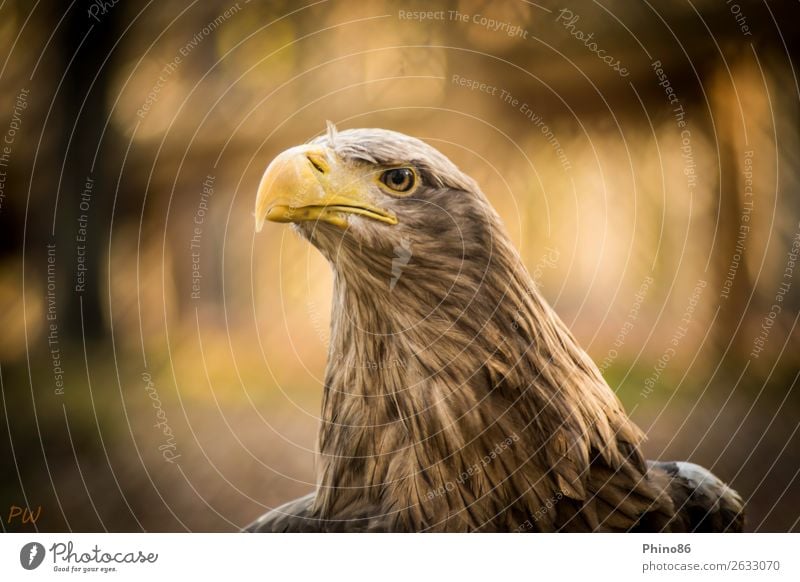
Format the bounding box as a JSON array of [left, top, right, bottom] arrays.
[[246, 127, 743, 533]]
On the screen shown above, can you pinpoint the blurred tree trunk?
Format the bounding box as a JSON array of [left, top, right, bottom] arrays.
[[709, 62, 753, 361], [57, 1, 122, 339]]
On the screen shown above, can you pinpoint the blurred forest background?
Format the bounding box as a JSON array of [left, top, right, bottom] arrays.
[[1, 0, 799, 532]]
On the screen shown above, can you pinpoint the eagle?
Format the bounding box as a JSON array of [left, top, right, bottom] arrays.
[[247, 124, 744, 532]]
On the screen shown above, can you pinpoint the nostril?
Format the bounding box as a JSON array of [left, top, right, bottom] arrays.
[[306, 153, 327, 174]]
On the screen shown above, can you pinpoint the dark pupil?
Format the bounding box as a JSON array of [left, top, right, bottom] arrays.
[[386, 169, 412, 190]]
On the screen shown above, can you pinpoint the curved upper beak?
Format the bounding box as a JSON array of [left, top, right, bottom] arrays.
[[254, 145, 397, 232]]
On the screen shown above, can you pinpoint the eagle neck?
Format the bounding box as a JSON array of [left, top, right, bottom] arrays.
[[313, 234, 648, 530]]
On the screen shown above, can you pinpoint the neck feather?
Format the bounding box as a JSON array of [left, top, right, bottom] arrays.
[[312, 221, 645, 530]]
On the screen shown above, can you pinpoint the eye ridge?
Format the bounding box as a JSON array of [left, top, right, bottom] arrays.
[[380, 168, 415, 193]]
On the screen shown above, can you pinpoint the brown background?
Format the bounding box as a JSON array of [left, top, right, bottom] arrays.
[[0, 0, 798, 532]]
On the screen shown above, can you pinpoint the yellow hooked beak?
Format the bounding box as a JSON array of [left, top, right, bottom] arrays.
[[254, 145, 398, 232]]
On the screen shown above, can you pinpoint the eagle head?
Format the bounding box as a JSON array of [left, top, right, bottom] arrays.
[[250, 125, 743, 533], [255, 123, 498, 292]]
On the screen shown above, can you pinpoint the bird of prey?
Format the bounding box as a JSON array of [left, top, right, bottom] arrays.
[[248, 123, 744, 533]]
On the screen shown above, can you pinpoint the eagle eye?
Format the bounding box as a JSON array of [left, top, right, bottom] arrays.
[[379, 168, 415, 193]]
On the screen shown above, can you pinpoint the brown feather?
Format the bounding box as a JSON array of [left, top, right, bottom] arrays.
[[246, 127, 744, 533]]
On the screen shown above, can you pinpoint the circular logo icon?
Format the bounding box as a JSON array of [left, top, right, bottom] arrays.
[[20, 542, 46, 570]]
